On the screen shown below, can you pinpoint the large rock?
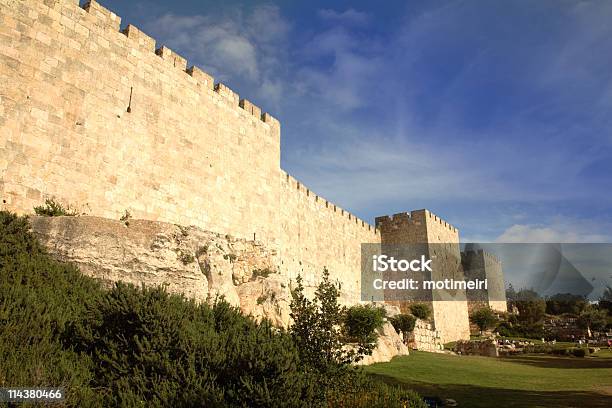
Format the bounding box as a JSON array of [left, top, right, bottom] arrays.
[[358, 322, 410, 365], [30, 215, 276, 304]]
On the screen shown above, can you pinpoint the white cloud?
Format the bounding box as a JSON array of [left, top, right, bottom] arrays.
[[496, 220, 611, 243], [295, 27, 383, 110], [318, 9, 370, 26]]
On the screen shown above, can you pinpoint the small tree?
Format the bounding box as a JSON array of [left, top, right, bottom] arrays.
[[577, 306, 608, 336], [514, 289, 546, 326], [470, 307, 498, 334], [290, 269, 383, 372], [290, 270, 353, 373], [409, 303, 431, 321], [343, 305, 386, 356], [389, 314, 417, 340]]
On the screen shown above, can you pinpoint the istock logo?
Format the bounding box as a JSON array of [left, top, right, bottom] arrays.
[[372, 254, 432, 272]]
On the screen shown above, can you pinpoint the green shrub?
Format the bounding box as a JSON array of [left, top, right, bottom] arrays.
[[0, 211, 424, 407], [470, 307, 498, 333], [33, 198, 77, 216], [67, 284, 315, 407], [0, 211, 103, 405], [389, 314, 417, 337], [409, 303, 431, 320], [343, 305, 386, 354]]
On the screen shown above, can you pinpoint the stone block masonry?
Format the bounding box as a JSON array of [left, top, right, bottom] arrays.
[[0, 0, 477, 344], [0, 0, 280, 245]]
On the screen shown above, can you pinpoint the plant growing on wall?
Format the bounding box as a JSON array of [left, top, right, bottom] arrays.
[[34, 198, 77, 217]]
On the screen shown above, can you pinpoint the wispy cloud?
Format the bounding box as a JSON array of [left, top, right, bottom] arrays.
[[496, 218, 612, 243], [317, 9, 370, 26]]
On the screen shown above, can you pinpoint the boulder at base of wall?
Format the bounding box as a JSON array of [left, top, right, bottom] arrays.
[[358, 321, 410, 365]]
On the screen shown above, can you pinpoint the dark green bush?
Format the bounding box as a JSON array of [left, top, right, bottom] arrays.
[[67, 284, 316, 407], [0, 211, 103, 405], [470, 307, 498, 333], [33, 198, 77, 216], [0, 211, 425, 407], [409, 303, 431, 320], [389, 314, 417, 337]]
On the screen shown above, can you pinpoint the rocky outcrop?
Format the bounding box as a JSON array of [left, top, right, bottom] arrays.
[[30, 215, 407, 364], [30, 215, 276, 305], [358, 322, 410, 365]]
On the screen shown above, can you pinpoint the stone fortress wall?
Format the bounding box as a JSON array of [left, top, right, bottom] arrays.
[[0, 0, 281, 246], [0, 0, 502, 344], [0, 0, 380, 300]]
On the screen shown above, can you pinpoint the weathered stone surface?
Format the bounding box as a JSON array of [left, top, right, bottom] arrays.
[[236, 274, 292, 327], [30, 215, 276, 304], [407, 319, 444, 352], [358, 322, 410, 365]]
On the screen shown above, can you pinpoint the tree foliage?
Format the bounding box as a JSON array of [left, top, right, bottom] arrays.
[[470, 307, 498, 333], [343, 305, 386, 356], [409, 303, 431, 321], [389, 314, 417, 338], [577, 306, 608, 333], [545, 293, 588, 316]]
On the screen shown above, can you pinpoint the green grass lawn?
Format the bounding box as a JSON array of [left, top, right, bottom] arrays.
[[365, 350, 612, 408]]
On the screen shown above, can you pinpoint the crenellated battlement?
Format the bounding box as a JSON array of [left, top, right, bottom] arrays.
[[280, 170, 379, 234], [425, 209, 459, 233], [51, 0, 279, 126], [84, 0, 120, 31]]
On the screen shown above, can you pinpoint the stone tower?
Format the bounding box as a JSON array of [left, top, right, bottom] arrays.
[[375, 210, 470, 344], [461, 249, 507, 313]]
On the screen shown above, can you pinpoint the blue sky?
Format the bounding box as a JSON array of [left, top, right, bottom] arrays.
[[101, 0, 612, 243]]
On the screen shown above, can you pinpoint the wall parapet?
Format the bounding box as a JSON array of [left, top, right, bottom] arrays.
[[280, 170, 379, 235], [72, 0, 278, 126]]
